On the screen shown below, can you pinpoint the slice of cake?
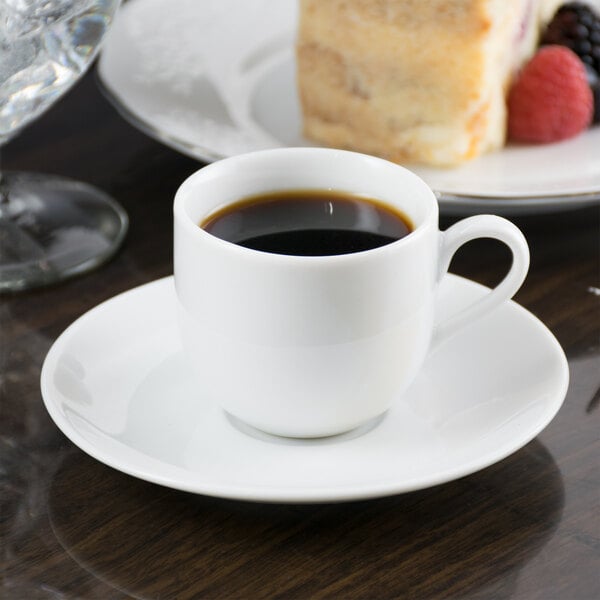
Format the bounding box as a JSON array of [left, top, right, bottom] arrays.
[[296, 0, 559, 166]]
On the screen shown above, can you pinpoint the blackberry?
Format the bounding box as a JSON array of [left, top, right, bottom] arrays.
[[586, 65, 600, 123], [542, 3, 600, 123], [541, 3, 600, 76], [593, 84, 600, 123]]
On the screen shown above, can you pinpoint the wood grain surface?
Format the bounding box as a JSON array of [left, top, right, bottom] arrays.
[[1, 71, 599, 600]]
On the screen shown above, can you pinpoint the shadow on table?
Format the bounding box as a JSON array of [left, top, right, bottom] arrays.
[[46, 439, 564, 599]]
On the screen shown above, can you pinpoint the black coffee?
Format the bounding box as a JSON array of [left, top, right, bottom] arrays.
[[200, 189, 413, 257]]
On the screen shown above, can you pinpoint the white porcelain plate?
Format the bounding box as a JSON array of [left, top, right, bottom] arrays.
[[40, 275, 568, 503], [98, 0, 600, 215]]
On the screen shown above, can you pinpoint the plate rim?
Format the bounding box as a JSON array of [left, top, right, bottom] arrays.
[[96, 0, 600, 212], [40, 275, 569, 503], [96, 73, 600, 212]]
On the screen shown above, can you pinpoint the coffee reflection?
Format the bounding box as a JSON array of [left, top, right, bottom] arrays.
[[47, 442, 564, 599]]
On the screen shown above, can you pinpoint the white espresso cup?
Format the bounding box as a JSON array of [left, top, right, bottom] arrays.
[[174, 148, 529, 438]]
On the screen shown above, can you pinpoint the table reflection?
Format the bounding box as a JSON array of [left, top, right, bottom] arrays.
[[33, 440, 565, 598]]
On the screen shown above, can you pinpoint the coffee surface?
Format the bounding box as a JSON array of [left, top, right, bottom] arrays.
[[201, 190, 413, 256]]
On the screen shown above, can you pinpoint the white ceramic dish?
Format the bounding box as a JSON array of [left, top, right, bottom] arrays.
[[40, 275, 568, 503], [98, 0, 600, 216]]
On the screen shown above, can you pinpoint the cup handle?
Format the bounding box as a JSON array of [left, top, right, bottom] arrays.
[[432, 215, 530, 349]]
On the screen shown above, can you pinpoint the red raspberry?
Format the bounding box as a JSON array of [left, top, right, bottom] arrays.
[[507, 45, 593, 143]]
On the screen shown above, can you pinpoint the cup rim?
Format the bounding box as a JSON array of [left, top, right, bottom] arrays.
[[173, 147, 439, 263]]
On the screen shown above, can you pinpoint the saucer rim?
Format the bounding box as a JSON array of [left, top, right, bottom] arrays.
[[40, 275, 569, 503]]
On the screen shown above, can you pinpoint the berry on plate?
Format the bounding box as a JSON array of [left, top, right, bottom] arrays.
[[540, 2, 600, 124], [507, 45, 593, 143], [541, 2, 600, 76]]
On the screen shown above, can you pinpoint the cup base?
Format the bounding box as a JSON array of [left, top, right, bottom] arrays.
[[225, 411, 387, 444]]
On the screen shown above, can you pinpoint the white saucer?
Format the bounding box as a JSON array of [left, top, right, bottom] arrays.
[[40, 275, 568, 503], [98, 0, 600, 215]]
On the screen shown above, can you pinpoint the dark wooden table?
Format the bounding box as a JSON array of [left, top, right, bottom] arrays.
[[2, 70, 599, 600]]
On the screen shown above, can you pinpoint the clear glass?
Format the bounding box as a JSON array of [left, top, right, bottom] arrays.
[[0, 0, 127, 292]]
